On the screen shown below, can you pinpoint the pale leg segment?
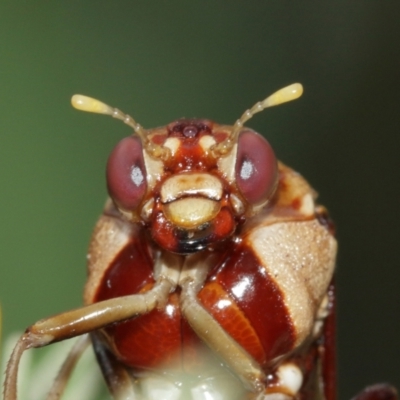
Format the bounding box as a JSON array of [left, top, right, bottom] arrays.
[[178, 253, 266, 394], [3, 278, 172, 400], [45, 334, 91, 400]]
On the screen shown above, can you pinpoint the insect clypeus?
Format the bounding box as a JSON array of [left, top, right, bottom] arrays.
[[4, 84, 398, 400]]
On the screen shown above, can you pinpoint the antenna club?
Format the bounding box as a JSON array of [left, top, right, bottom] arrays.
[[71, 95, 113, 115], [263, 83, 303, 108], [71, 94, 171, 162], [212, 83, 304, 158]]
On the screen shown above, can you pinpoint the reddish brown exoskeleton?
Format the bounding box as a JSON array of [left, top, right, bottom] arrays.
[[4, 85, 397, 400]]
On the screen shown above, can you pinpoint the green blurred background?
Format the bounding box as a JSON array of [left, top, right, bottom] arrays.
[[1, 1, 399, 398]]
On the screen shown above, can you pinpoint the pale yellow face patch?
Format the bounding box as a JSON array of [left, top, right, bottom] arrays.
[[163, 137, 181, 156], [164, 198, 220, 229], [298, 193, 314, 216], [160, 173, 223, 203], [199, 135, 216, 152], [217, 141, 237, 182]]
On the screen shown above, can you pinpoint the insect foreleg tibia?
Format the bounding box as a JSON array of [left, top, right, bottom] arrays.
[[31, 279, 171, 341], [3, 279, 172, 400], [45, 335, 91, 400], [180, 280, 266, 394]]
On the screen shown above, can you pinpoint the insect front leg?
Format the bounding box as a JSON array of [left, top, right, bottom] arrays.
[[180, 280, 266, 394], [3, 278, 173, 400], [46, 334, 91, 400], [180, 281, 307, 400], [178, 253, 266, 395]]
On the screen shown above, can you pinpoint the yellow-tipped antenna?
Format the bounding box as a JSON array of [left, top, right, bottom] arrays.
[[260, 83, 303, 109], [71, 95, 147, 138], [71, 95, 170, 160], [213, 83, 303, 156]]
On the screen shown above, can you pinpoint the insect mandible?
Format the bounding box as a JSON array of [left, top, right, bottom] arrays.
[[4, 84, 397, 400]]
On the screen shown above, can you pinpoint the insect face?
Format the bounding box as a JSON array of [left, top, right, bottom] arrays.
[[106, 116, 278, 254]]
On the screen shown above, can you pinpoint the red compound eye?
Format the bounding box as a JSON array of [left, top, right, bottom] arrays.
[[107, 136, 147, 211], [235, 130, 278, 205]]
